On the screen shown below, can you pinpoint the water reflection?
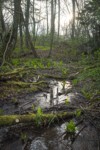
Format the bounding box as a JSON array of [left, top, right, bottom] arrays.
[[34, 80, 72, 109]]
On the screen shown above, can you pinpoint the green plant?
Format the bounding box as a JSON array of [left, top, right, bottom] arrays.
[[66, 120, 76, 133], [72, 79, 78, 85], [65, 98, 70, 105], [81, 89, 91, 99], [35, 107, 43, 126], [62, 68, 68, 76], [75, 109, 82, 117], [20, 132, 27, 142]]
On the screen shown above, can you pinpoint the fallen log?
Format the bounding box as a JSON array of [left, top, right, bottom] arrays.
[[0, 112, 75, 127], [6, 81, 48, 88]]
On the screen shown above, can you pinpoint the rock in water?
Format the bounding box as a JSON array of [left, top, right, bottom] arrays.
[[30, 137, 48, 150]]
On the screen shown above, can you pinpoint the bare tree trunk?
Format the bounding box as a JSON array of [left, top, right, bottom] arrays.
[[54, 0, 57, 34], [0, 0, 21, 64], [46, 0, 49, 35], [20, 6, 38, 58], [48, 0, 54, 57], [58, 0, 60, 38], [25, 0, 30, 48], [33, 0, 36, 46], [72, 0, 75, 39], [19, 23, 23, 51]]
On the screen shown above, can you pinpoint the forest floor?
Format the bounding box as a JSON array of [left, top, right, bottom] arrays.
[[0, 45, 100, 150]]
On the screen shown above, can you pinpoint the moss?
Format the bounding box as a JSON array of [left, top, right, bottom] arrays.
[[0, 112, 75, 127], [6, 81, 48, 88], [35, 45, 50, 51]]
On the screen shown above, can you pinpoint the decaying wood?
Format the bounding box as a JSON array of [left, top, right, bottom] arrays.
[[0, 112, 75, 127]]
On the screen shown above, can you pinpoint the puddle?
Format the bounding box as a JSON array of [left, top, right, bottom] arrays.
[[1, 80, 72, 115], [0, 79, 99, 150], [1, 79, 87, 115]]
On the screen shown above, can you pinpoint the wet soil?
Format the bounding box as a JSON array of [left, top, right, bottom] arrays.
[[0, 77, 100, 150], [0, 46, 100, 150]]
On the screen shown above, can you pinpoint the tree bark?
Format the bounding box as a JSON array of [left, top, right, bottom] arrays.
[[32, 0, 36, 46], [72, 0, 75, 39], [0, 0, 21, 63], [46, 0, 49, 35], [20, 6, 38, 58], [58, 0, 60, 38], [48, 0, 54, 57], [25, 0, 30, 48]]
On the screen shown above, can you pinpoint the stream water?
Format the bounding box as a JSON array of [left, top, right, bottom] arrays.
[[0, 80, 99, 150]]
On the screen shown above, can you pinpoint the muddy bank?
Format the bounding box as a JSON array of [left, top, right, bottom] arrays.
[[0, 78, 100, 150]]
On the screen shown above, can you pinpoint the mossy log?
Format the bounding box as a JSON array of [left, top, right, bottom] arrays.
[[0, 67, 36, 81], [0, 112, 75, 127], [43, 74, 67, 80], [6, 81, 48, 88]]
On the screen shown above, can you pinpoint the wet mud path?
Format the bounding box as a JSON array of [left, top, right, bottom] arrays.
[[0, 77, 100, 150]]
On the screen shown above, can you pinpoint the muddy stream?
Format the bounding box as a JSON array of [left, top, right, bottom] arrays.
[[0, 80, 99, 150]]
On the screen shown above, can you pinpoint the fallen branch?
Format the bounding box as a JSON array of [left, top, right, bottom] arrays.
[[6, 81, 48, 88], [0, 112, 75, 127]]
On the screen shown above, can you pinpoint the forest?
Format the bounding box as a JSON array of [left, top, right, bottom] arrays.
[[0, 0, 100, 150]]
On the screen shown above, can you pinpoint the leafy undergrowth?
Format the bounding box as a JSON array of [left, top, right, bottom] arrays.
[[0, 58, 68, 100], [71, 55, 100, 102], [0, 46, 100, 104], [35, 45, 50, 51]]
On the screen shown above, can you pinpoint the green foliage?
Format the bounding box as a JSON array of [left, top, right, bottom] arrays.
[[0, 65, 11, 73], [79, 67, 100, 81], [35, 107, 43, 126], [66, 120, 76, 133], [65, 98, 70, 105], [20, 132, 27, 142], [75, 109, 82, 117], [72, 79, 78, 85], [35, 45, 50, 51], [12, 59, 21, 66], [94, 48, 100, 59], [62, 68, 68, 76], [81, 88, 91, 100]]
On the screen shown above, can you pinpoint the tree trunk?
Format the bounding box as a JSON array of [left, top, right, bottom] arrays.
[[46, 0, 49, 35], [58, 0, 60, 38], [72, 0, 75, 39], [48, 0, 54, 57], [0, 0, 21, 64], [20, 6, 38, 58], [19, 23, 23, 51], [25, 0, 30, 48], [33, 0, 36, 46]]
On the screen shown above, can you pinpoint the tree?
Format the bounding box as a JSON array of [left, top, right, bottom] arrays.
[[48, 0, 55, 57], [78, 0, 100, 49], [46, 0, 49, 35], [72, 0, 75, 39], [25, 0, 30, 48], [0, 0, 21, 64], [58, 0, 60, 38], [20, 5, 38, 57]]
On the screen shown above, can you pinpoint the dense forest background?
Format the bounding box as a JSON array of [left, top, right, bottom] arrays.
[[0, 0, 100, 62]]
